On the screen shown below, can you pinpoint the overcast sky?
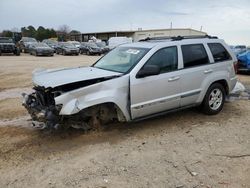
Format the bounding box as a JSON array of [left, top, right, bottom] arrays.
[[0, 0, 250, 45]]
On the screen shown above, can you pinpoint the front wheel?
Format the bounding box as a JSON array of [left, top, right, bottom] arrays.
[[15, 49, 20, 56], [201, 83, 226, 115]]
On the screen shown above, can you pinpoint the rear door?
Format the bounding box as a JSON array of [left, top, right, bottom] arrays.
[[179, 43, 213, 107], [130, 46, 181, 119]]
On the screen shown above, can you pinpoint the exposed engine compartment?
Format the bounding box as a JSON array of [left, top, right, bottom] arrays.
[[22, 83, 124, 130], [22, 86, 61, 129]]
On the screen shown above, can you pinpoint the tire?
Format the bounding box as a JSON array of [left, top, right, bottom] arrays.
[[63, 50, 66, 56], [56, 50, 59, 54], [0, 50, 1, 56], [15, 49, 20, 56], [86, 51, 90, 55], [201, 83, 226, 115]]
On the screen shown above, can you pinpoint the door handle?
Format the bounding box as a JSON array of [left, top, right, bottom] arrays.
[[204, 69, 213, 74], [168, 76, 180, 82]]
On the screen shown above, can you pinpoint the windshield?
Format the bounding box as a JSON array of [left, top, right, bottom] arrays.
[[87, 43, 98, 48], [45, 40, 57, 45], [22, 37, 37, 42], [71, 41, 80, 45], [35, 43, 49, 47], [63, 43, 75, 47], [93, 47, 149, 73], [0, 38, 13, 43]]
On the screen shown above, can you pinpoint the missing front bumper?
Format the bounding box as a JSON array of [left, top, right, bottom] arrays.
[[22, 93, 60, 129]]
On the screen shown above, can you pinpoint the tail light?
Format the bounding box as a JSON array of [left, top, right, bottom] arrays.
[[233, 61, 238, 74]]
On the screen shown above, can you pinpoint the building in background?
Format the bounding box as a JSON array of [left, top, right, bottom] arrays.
[[78, 28, 207, 42]]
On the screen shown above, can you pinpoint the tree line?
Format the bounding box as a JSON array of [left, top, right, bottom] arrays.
[[0, 25, 81, 42]]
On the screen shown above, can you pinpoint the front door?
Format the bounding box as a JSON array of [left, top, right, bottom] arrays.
[[130, 46, 181, 119]]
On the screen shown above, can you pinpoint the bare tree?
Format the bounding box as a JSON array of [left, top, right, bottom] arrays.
[[57, 25, 71, 41], [58, 25, 71, 34]]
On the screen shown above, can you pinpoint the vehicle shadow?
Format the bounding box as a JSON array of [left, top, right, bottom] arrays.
[[0, 101, 242, 163]]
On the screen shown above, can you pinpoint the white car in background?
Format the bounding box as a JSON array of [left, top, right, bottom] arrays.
[[108, 37, 133, 49]]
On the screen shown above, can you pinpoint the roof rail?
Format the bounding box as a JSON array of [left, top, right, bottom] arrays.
[[139, 35, 218, 42]]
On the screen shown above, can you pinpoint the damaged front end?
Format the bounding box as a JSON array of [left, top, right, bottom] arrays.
[[22, 66, 129, 130], [22, 86, 62, 129]]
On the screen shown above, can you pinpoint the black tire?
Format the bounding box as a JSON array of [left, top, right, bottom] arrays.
[[63, 50, 66, 56], [0, 50, 1, 56], [15, 49, 20, 56], [56, 50, 59, 54], [201, 83, 226, 115]]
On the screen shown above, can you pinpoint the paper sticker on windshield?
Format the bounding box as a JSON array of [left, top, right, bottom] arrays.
[[126, 49, 140, 54]]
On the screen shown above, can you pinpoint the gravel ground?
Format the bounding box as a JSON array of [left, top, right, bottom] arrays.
[[0, 54, 249, 188]]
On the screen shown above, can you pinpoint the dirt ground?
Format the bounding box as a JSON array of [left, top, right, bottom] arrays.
[[0, 54, 249, 188]]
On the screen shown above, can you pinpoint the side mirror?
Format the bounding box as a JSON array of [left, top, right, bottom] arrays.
[[136, 64, 160, 78]]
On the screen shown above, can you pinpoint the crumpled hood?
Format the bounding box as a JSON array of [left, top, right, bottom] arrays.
[[32, 67, 122, 88]]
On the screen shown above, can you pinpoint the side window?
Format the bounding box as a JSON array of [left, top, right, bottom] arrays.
[[145, 46, 178, 73], [181, 44, 209, 68], [208, 43, 232, 62]]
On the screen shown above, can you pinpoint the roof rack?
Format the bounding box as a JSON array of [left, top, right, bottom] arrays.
[[139, 35, 218, 42]]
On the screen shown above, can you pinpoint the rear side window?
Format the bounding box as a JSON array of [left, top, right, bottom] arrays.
[[208, 43, 232, 62], [181, 44, 209, 68]]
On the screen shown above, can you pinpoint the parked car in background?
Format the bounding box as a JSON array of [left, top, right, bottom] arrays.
[[22, 35, 237, 130], [232, 45, 247, 56], [237, 51, 250, 72], [82, 42, 103, 55], [0, 37, 20, 56], [68, 41, 81, 48], [96, 41, 110, 54], [29, 43, 54, 56], [42, 39, 58, 52], [19, 37, 38, 53], [56, 42, 79, 55], [79, 42, 89, 54], [108, 37, 133, 49]]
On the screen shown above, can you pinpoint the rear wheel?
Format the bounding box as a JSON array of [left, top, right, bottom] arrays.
[[201, 83, 226, 115]]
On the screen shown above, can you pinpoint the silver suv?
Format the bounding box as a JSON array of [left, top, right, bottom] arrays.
[[23, 35, 237, 129]]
